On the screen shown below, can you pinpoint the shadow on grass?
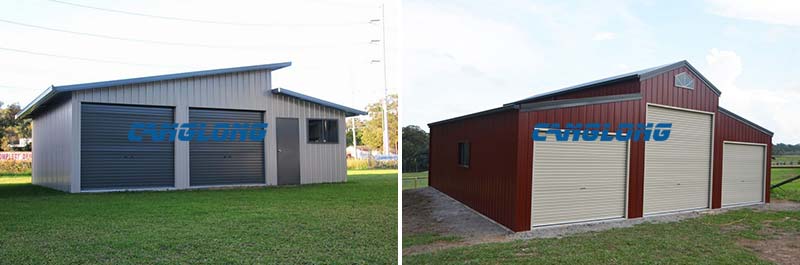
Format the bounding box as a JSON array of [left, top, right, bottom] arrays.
[[0, 183, 65, 198]]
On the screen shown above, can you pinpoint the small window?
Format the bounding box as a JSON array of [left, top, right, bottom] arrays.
[[308, 119, 338, 143], [458, 142, 470, 167], [675, 72, 695, 89]]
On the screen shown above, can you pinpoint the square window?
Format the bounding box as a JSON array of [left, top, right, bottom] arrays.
[[308, 119, 339, 143], [458, 142, 470, 167]]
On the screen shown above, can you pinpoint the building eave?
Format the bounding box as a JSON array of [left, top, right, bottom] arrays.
[[271, 88, 368, 117], [16, 62, 292, 120]]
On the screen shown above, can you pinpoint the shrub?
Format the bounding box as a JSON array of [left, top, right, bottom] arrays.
[[347, 158, 398, 170], [0, 160, 32, 175]]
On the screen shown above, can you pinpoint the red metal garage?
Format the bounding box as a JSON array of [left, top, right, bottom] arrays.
[[428, 60, 773, 232]]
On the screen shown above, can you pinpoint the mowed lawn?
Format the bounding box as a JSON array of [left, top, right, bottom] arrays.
[[402, 171, 428, 190], [771, 167, 800, 201], [0, 170, 397, 264], [404, 168, 800, 264]]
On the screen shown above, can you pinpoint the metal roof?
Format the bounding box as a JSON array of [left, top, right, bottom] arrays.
[[271, 88, 368, 117], [507, 60, 722, 105], [718, 106, 774, 136], [17, 62, 292, 119]]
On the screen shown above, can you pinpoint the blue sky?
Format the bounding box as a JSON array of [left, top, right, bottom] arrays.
[[403, 0, 800, 143]]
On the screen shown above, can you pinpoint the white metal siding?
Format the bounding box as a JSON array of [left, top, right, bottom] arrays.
[[269, 94, 347, 184], [31, 98, 72, 192], [71, 70, 347, 187], [644, 105, 712, 214], [531, 139, 628, 227], [722, 143, 765, 206]]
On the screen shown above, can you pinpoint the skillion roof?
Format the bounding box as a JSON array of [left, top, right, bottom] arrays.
[[17, 62, 367, 119]]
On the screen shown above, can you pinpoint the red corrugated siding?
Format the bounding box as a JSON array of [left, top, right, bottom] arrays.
[[640, 66, 718, 113], [428, 109, 521, 230], [713, 112, 773, 207], [636, 66, 721, 214], [518, 99, 645, 227], [528, 79, 640, 103], [431, 64, 772, 232]]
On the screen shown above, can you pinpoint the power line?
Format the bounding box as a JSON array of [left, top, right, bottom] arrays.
[[0, 18, 367, 49], [47, 0, 369, 27], [0, 46, 187, 68]]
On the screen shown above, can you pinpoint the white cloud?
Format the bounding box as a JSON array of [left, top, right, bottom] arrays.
[[706, 48, 800, 144], [707, 0, 800, 26], [402, 2, 542, 129], [593, 31, 617, 41]]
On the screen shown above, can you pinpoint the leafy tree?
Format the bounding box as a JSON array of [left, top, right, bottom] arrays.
[[0, 103, 32, 151], [402, 125, 429, 172], [345, 117, 365, 147], [361, 94, 398, 152]]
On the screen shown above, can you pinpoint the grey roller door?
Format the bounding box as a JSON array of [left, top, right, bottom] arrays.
[[81, 103, 175, 190], [722, 143, 765, 206], [189, 108, 265, 186], [644, 105, 712, 214], [531, 137, 628, 227]]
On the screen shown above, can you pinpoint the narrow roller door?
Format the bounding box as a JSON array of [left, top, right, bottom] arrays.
[[81, 103, 175, 190], [532, 139, 628, 227], [722, 143, 765, 206], [189, 108, 265, 186], [644, 105, 712, 214]]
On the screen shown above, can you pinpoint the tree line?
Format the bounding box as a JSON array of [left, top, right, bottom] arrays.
[[0, 102, 31, 151]]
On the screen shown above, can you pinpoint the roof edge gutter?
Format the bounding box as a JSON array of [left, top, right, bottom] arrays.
[[428, 105, 519, 127]]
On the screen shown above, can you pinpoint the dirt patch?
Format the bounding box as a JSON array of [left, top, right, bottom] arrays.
[[738, 232, 800, 265], [758, 200, 800, 212], [403, 188, 512, 255]]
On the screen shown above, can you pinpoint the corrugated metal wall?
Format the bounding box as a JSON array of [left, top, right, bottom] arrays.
[[31, 97, 73, 192], [527, 79, 639, 103], [714, 111, 773, 206], [519, 99, 644, 227], [66, 69, 346, 190], [269, 94, 347, 184], [429, 109, 521, 231]]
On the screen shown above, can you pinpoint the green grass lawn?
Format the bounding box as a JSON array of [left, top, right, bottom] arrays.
[[772, 155, 800, 164], [0, 170, 397, 264], [771, 167, 800, 201], [404, 209, 799, 264], [402, 171, 428, 190], [404, 168, 800, 263]]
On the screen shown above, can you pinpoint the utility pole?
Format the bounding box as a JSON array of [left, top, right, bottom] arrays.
[[352, 117, 358, 159], [380, 3, 390, 155], [370, 4, 390, 155]]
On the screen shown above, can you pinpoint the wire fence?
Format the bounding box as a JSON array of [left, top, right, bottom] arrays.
[[402, 176, 428, 190]]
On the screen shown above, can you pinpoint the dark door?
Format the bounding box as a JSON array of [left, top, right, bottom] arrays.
[[81, 103, 175, 190], [276, 118, 301, 185], [189, 108, 265, 186]]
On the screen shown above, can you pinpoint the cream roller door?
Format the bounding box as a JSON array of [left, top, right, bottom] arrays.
[[644, 105, 713, 215], [531, 138, 628, 227], [722, 143, 765, 206]]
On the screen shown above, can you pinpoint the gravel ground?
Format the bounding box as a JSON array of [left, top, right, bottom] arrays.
[[404, 187, 800, 250]]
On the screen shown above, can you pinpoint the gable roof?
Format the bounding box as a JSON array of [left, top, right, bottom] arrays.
[[271, 88, 367, 117], [17, 62, 292, 119], [507, 60, 722, 105]]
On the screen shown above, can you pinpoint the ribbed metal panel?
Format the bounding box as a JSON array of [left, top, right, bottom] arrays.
[[722, 143, 764, 206], [189, 108, 265, 186], [81, 103, 175, 190], [32, 98, 72, 192], [531, 139, 627, 226], [644, 105, 712, 214]]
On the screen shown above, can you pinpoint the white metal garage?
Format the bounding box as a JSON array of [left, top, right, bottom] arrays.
[[644, 104, 713, 214], [531, 134, 628, 227], [722, 142, 766, 206]]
